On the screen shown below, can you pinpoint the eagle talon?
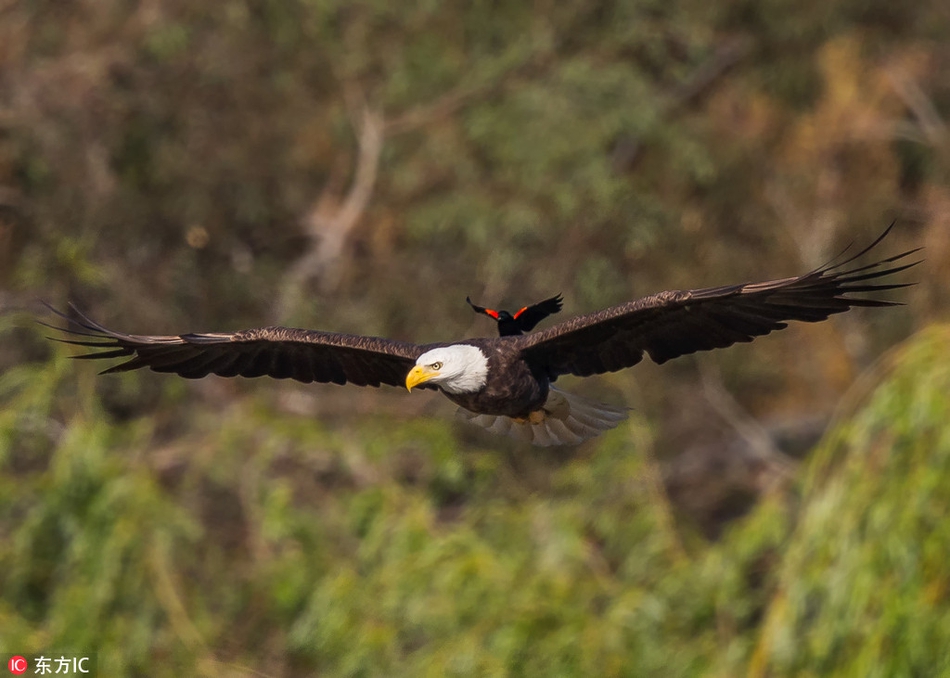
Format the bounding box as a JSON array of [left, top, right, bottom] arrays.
[[511, 411, 546, 426]]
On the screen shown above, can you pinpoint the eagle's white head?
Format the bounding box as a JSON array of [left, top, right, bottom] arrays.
[[405, 345, 489, 394]]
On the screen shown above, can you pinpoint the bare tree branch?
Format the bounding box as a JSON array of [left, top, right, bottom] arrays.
[[886, 67, 947, 146], [383, 53, 551, 136], [384, 84, 489, 136], [611, 36, 752, 173], [275, 95, 384, 321], [698, 360, 798, 480], [670, 36, 752, 107]]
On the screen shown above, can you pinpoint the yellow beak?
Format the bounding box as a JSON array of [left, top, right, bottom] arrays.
[[406, 365, 439, 392]]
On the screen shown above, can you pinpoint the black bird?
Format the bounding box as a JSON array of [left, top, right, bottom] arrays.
[[46, 225, 918, 446], [466, 294, 563, 336]]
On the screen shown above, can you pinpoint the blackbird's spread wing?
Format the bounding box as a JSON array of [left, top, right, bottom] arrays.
[[512, 294, 563, 332], [466, 294, 563, 333], [519, 225, 920, 379], [45, 304, 425, 388], [465, 297, 498, 320]]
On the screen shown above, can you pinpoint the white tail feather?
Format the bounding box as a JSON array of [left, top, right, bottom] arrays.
[[456, 387, 628, 446]]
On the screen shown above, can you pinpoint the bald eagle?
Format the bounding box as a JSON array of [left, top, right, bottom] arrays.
[[47, 226, 917, 446]]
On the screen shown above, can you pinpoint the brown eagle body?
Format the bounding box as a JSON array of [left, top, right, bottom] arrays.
[[439, 339, 550, 419], [47, 225, 918, 445]]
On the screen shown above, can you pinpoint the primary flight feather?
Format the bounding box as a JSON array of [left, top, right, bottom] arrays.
[[47, 225, 918, 446]]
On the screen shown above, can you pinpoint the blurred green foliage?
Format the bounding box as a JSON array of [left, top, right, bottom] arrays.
[[751, 326, 950, 677], [2, 0, 949, 675], [3, 317, 950, 677]]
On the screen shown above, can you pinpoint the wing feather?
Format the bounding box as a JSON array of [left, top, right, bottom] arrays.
[[513, 294, 564, 331], [215, 352, 253, 379], [45, 304, 425, 388], [518, 224, 919, 378]]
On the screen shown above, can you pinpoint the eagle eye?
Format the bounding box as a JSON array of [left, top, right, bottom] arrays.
[[431, 361, 443, 370]]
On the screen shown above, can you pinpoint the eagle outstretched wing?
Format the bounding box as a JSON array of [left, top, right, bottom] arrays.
[[44, 304, 426, 388], [518, 225, 920, 379]]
